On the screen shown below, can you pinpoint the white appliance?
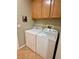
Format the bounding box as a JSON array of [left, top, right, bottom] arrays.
[[36, 28, 58, 59], [25, 28, 42, 52]]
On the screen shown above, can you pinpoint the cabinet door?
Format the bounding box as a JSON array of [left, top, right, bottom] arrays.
[[36, 36, 48, 59], [51, 0, 61, 18], [32, 0, 42, 19], [42, 0, 51, 18], [25, 33, 36, 52]]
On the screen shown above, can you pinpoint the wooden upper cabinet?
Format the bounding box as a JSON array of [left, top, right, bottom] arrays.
[[51, 0, 61, 18], [32, 0, 42, 19], [32, 0, 61, 19], [42, 0, 51, 18]]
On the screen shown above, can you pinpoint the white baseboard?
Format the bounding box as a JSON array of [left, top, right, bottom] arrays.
[[18, 44, 26, 49]]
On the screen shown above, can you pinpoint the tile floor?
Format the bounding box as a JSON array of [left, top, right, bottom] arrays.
[[17, 46, 43, 59]]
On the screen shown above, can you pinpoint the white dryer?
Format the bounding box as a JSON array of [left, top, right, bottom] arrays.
[[25, 28, 42, 52], [36, 28, 58, 59]]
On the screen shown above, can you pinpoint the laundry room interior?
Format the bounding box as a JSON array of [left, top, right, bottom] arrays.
[[17, 0, 61, 59]]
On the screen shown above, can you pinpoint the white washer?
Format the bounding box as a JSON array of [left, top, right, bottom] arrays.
[[36, 29, 58, 59], [36, 32, 48, 59], [25, 29, 42, 52]]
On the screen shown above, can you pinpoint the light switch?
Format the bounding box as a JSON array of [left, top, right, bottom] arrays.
[[17, 24, 21, 28]]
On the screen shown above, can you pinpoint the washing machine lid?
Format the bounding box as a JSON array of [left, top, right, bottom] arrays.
[[40, 29, 58, 41], [25, 28, 42, 35]]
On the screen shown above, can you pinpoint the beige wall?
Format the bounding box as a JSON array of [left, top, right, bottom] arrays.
[[34, 19, 61, 31], [17, 0, 34, 47]]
